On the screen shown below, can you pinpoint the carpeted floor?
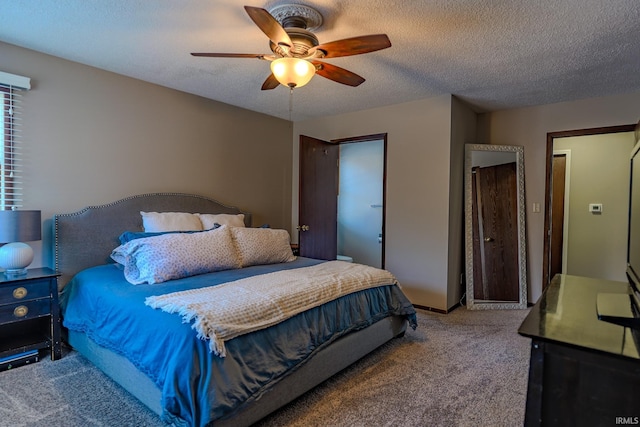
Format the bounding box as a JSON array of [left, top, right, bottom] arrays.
[[0, 307, 531, 427]]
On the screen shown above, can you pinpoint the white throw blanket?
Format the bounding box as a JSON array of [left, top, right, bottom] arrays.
[[144, 261, 398, 357]]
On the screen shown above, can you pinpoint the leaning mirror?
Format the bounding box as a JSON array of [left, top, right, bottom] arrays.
[[464, 144, 527, 309]]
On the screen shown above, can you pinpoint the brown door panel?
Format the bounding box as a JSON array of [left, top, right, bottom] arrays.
[[299, 135, 339, 260], [550, 154, 567, 280]]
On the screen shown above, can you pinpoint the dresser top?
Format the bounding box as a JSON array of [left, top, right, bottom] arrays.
[[518, 274, 640, 360], [0, 267, 59, 284]]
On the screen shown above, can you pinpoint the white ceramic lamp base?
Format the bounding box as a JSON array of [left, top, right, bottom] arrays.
[[0, 242, 34, 275]]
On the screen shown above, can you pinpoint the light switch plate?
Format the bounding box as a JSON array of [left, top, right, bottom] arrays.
[[589, 203, 603, 213]]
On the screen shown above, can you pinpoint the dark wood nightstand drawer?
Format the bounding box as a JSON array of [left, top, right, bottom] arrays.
[[0, 298, 51, 324], [0, 268, 61, 361], [0, 279, 50, 305]]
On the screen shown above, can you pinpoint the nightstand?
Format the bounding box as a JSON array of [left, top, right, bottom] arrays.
[[0, 267, 61, 364], [290, 243, 300, 256]]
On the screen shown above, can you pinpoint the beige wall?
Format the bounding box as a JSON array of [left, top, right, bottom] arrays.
[[1, 42, 293, 268], [449, 97, 477, 308], [554, 132, 635, 281], [479, 92, 640, 302], [293, 95, 475, 311], [6, 40, 640, 311]]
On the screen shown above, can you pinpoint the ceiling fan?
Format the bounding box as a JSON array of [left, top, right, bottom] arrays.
[[191, 4, 391, 90]]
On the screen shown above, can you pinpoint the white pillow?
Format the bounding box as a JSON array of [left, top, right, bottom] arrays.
[[196, 213, 245, 230], [230, 227, 296, 267], [141, 211, 203, 232], [111, 225, 240, 284]]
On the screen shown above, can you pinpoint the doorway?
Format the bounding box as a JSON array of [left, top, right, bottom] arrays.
[[298, 133, 387, 268], [338, 139, 384, 268], [542, 124, 636, 288]]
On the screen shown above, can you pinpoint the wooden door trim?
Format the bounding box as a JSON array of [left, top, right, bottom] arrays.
[[332, 133, 388, 268], [542, 124, 636, 289]]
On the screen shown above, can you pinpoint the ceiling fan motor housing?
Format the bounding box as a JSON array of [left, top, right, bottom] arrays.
[[268, 4, 323, 58], [270, 28, 319, 57]]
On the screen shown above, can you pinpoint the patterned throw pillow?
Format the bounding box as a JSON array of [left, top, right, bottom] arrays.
[[111, 225, 240, 284], [118, 229, 203, 245], [230, 227, 296, 267]]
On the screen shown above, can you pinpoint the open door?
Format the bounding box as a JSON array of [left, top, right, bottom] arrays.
[[299, 135, 339, 260], [549, 153, 567, 280]]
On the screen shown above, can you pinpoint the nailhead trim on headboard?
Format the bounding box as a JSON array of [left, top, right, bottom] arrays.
[[53, 192, 251, 289]]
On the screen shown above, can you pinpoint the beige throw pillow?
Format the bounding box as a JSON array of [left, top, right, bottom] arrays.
[[140, 211, 203, 232]]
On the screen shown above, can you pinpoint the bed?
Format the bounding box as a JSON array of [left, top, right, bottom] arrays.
[[54, 193, 417, 426]]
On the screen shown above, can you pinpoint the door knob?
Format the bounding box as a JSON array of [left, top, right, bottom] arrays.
[[297, 225, 310, 232], [484, 237, 494, 242]]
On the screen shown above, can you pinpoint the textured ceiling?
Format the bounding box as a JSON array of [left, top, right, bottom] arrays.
[[2, 1, 640, 121]]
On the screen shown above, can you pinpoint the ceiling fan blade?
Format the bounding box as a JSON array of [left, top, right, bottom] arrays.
[[244, 6, 293, 48], [312, 61, 366, 87], [191, 53, 267, 59], [314, 34, 391, 58], [261, 74, 280, 90]]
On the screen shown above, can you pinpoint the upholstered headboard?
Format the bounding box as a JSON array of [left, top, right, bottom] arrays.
[[53, 193, 251, 288]]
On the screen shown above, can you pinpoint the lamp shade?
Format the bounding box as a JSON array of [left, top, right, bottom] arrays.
[[0, 210, 41, 243], [270, 58, 316, 88], [0, 210, 41, 274]]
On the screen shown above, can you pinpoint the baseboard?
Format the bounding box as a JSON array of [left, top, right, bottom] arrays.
[[413, 302, 461, 314]]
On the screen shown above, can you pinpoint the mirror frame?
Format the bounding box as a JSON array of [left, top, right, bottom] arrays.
[[464, 144, 528, 310]]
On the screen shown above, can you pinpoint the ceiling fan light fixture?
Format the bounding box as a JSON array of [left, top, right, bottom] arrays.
[[270, 57, 315, 88]]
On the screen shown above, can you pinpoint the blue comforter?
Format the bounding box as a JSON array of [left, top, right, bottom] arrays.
[[60, 258, 417, 426]]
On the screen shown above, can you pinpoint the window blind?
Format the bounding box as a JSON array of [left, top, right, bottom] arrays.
[[0, 71, 31, 210]]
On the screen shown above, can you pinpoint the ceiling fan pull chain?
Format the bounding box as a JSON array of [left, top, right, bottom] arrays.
[[289, 87, 294, 122]]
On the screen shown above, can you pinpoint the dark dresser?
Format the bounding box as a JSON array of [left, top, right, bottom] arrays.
[[518, 274, 640, 426], [0, 267, 61, 365]]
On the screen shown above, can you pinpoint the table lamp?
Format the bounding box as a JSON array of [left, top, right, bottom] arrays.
[[0, 210, 41, 275]]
